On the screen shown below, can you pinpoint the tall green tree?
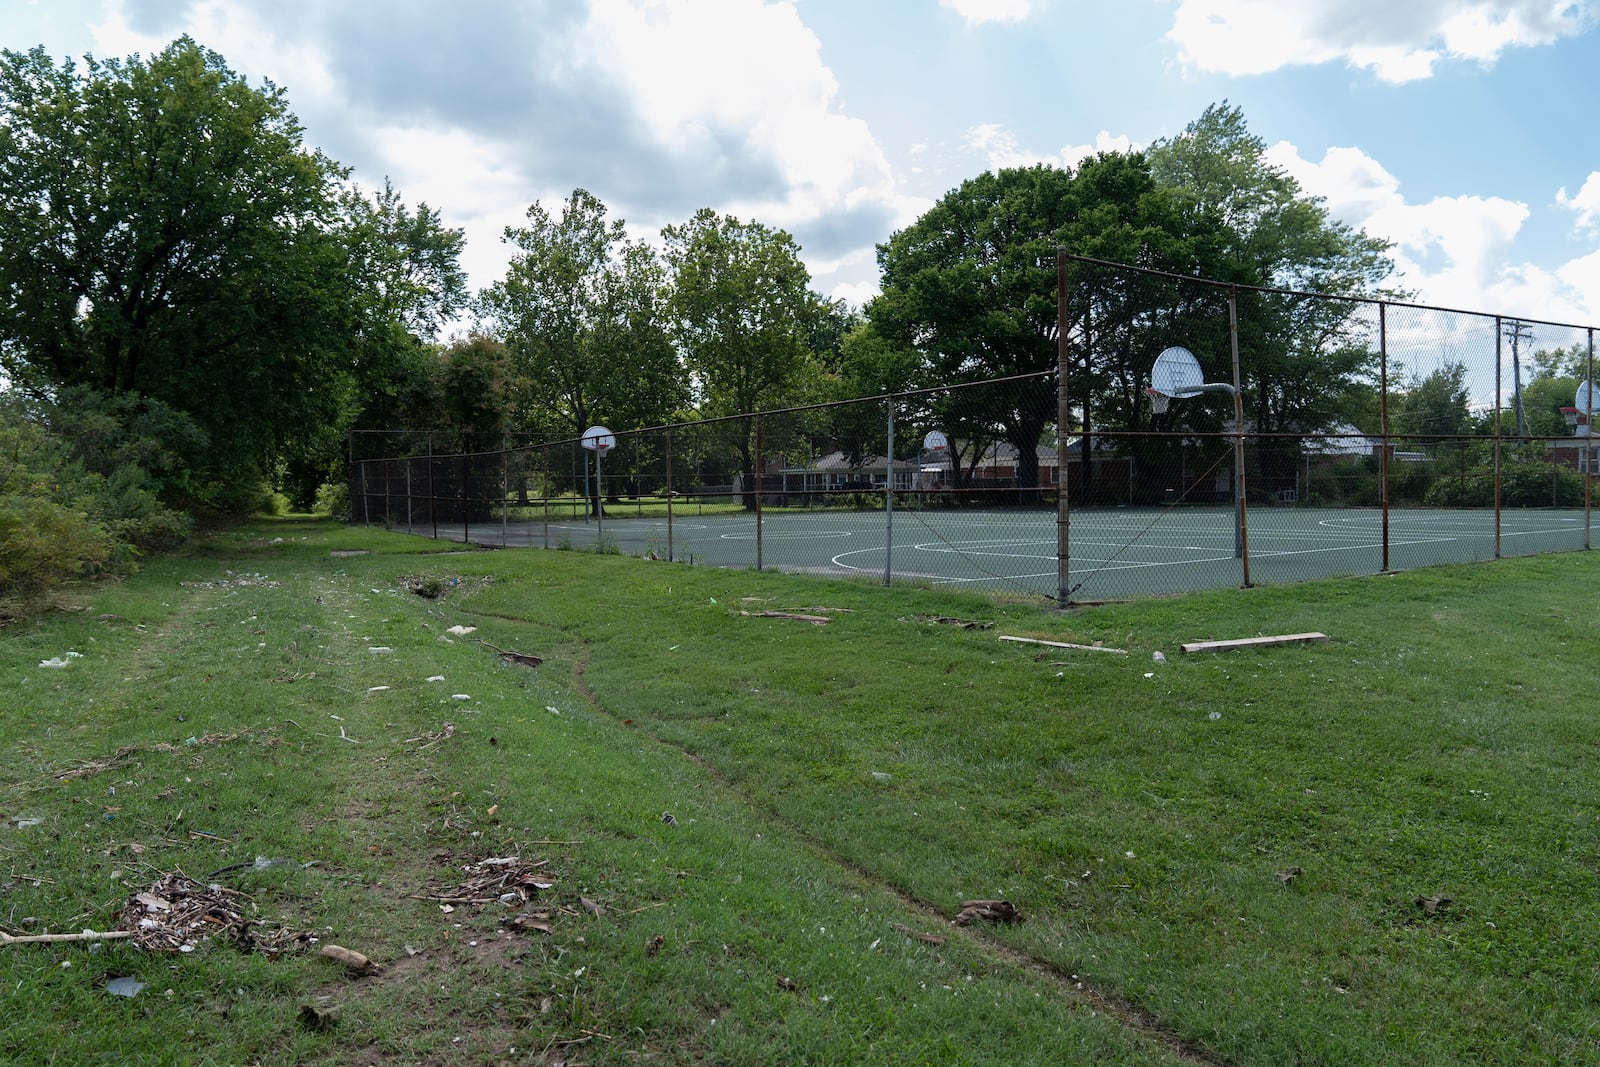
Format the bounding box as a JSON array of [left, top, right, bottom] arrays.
[[1147, 103, 1398, 435], [478, 189, 683, 441], [868, 158, 1215, 494], [0, 38, 358, 506], [663, 208, 832, 507], [1392, 363, 1473, 440]]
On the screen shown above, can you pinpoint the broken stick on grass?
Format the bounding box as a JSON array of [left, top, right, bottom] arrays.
[[890, 922, 946, 945], [1180, 632, 1329, 654], [997, 635, 1127, 654], [0, 929, 135, 946], [740, 611, 832, 625]]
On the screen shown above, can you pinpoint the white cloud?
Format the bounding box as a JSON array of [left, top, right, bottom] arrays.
[[965, 125, 1141, 172], [1267, 139, 1600, 323], [577, 0, 916, 239], [965, 124, 1048, 169], [77, 0, 922, 304], [939, 0, 1033, 26], [1168, 0, 1597, 82], [1557, 173, 1600, 233], [1062, 131, 1141, 168]]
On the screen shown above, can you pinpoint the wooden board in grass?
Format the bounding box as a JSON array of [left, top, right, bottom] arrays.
[[1180, 633, 1328, 654]]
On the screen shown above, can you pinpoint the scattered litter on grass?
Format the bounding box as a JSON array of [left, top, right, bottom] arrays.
[[660, 812, 677, 826], [580, 896, 604, 918], [545, 706, 560, 715], [418, 856, 556, 908], [1416, 894, 1453, 917], [115, 870, 313, 955], [1208, 711, 1222, 721], [908, 614, 993, 629], [740, 610, 831, 625], [1275, 866, 1303, 885], [403, 722, 455, 752], [299, 1002, 341, 1030], [891, 922, 945, 945], [180, 572, 280, 589], [952, 900, 1021, 926], [368, 647, 393, 655], [39, 652, 82, 668], [646, 934, 665, 957], [509, 913, 554, 934], [7, 816, 43, 830], [56, 732, 264, 782], [776, 975, 799, 992], [450, 694, 472, 701], [446, 625, 476, 636], [1152, 651, 1166, 664], [1144, 672, 1155, 679], [329, 549, 370, 558], [105, 976, 146, 997], [870, 771, 892, 782], [426, 675, 446, 682], [367, 686, 390, 693]]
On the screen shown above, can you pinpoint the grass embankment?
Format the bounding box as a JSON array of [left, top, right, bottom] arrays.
[[2, 517, 1597, 1064]]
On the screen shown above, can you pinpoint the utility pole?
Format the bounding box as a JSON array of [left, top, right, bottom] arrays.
[[1504, 319, 1533, 438]]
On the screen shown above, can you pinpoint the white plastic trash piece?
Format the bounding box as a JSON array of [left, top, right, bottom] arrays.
[[545, 706, 560, 715], [1152, 651, 1166, 664], [1143, 672, 1155, 679], [450, 694, 472, 701], [39, 657, 73, 668], [446, 625, 476, 636], [426, 675, 446, 682], [368, 686, 391, 693], [1208, 711, 1222, 721], [368, 647, 394, 654]]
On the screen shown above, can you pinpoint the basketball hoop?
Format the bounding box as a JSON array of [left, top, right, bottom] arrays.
[[1146, 387, 1170, 415]]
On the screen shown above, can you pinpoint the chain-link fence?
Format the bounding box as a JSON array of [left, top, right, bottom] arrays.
[[349, 256, 1597, 604]]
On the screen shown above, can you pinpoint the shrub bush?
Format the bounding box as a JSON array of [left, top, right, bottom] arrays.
[[314, 479, 350, 521]]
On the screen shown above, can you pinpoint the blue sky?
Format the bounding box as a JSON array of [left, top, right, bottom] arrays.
[[10, 0, 1600, 327]]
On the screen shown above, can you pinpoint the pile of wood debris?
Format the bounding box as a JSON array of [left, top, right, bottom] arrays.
[[116, 870, 313, 956]]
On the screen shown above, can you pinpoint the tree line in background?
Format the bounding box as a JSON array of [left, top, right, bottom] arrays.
[[2, 37, 1592, 612]]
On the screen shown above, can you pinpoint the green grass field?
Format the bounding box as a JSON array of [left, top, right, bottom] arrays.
[[3, 517, 1598, 1064]]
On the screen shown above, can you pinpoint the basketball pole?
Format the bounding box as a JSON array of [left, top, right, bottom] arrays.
[[1056, 250, 1071, 609], [1228, 287, 1250, 585]]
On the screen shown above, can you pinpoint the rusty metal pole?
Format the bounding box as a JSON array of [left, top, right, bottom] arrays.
[[1587, 330, 1594, 551], [1056, 250, 1072, 608], [1494, 316, 1503, 559], [429, 434, 438, 541], [665, 430, 675, 562], [1229, 287, 1251, 586], [884, 398, 895, 586], [1379, 302, 1391, 573], [755, 415, 764, 572]]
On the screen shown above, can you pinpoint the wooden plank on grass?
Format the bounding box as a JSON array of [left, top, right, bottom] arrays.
[[1180, 632, 1328, 654], [997, 635, 1127, 654]]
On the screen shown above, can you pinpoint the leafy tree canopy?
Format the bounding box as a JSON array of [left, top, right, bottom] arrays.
[[1, 38, 468, 512], [478, 189, 685, 440]]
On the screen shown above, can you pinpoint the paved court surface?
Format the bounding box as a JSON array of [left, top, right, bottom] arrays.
[[429, 505, 1594, 601]]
